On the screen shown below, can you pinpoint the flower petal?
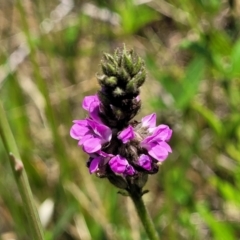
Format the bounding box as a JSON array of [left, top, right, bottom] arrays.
[[151, 125, 172, 141], [78, 134, 92, 146], [70, 120, 89, 140], [125, 165, 135, 175], [82, 95, 103, 122], [147, 142, 170, 161], [141, 113, 156, 128], [89, 102, 102, 122], [89, 157, 102, 174], [138, 154, 152, 170], [141, 125, 172, 147], [118, 126, 134, 143], [159, 141, 172, 153], [82, 95, 99, 111], [88, 119, 112, 143], [82, 138, 102, 153], [109, 155, 128, 174]]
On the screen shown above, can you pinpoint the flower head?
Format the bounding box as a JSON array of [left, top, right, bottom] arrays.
[[70, 46, 173, 192]]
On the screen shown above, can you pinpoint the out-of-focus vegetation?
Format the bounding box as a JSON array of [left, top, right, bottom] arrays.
[[1, 0, 240, 239]]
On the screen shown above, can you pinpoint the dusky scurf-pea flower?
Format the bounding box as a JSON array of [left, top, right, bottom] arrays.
[[70, 45, 172, 194], [70, 118, 112, 153]]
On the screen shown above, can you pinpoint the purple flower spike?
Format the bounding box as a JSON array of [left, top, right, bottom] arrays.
[[70, 47, 173, 190], [118, 126, 135, 143], [70, 119, 112, 154], [138, 154, 152, 170], [109, 155, 135, 176]]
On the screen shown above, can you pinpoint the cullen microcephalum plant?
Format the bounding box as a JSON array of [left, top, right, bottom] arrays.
[[70, 45, 172, 240]]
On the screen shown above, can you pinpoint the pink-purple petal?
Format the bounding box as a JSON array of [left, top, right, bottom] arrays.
[[147, 142, 169, 161], [109, 155, 128, 173], [151, 125, 172, 141], [78, 134, 92, 146], [118, 126, 134, 143], [125, 165, 135, 175], [138, 154, 152, 170], [70, 122, 89, 140], [82, 138, 102, 153], [88, 120, 112, 143], [141, 113, 156, 128], [159, 141, 172, 153], [89, 157, 102, 174], [82, 95, 99, 111]]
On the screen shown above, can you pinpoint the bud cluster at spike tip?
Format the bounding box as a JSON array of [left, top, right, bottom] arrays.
[[70, 46, 172, 191]]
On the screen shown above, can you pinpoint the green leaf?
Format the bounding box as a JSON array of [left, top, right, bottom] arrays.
[[117, 0, 159, 34], [176, 57, 205, 109], [191, 102, 223, 136], [231, 40, 240, 77], [197, 203, 236, 240]]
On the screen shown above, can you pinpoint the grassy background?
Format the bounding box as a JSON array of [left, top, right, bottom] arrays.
[[1, 0, 240, 239]]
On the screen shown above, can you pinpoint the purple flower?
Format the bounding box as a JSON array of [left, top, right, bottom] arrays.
[[82, 95, 102, 122], [89, 151, 113, 174], [138, 154, 152, 170], [109, 155, 135, 176], [118, 125, 134, 143], [70, 119, 112, 153], [141, 124, 172, 161]]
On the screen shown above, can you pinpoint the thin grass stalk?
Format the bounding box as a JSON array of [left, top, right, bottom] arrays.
[[16, 0, 69, 177], [0, 101, 44, 240]]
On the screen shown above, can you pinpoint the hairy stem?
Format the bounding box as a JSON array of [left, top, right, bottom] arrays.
[[130, 192, 159, 240]]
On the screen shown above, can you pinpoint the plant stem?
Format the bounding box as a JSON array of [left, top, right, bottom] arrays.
[[130, 193, 159, 240], [0, 101, 44, 240]]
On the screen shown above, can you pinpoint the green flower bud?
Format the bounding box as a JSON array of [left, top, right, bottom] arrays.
[[113, 87, 124, 97], [132, 57, 144, 76], [96, 74, 107, 86], [117, 67, 130, 82], [103, 53, 118, 67], [126, 80, 138, 94], [132, 70, 146, 87], [105, 76, 118, 87], [123, 51, 134, 74], [101, 62, 117, 76]]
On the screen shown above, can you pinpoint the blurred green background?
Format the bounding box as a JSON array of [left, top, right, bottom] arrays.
[[1, 0, 240, 239]]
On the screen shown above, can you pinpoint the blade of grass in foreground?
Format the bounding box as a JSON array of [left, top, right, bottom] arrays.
[[0, 100, 44, 240]]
